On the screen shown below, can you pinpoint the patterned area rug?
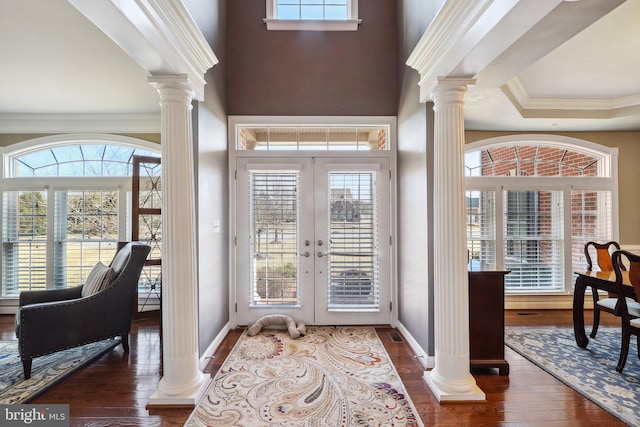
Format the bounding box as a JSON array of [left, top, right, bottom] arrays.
[[505, 327, 640, 427], [186, 326, 423, 427], [0, 338, 120, 404]]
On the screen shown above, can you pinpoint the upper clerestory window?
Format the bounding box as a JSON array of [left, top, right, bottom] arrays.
[[264, 0, 361, 31]]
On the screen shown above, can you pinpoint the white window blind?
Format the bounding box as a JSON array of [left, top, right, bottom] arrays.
[[2, 191, 47, 295], [327, 172, 379, 308], [249, 171, 300, 305], [571, 190, 613, 272], [466, 190, 496, 267], [503, 190, 564, 290]]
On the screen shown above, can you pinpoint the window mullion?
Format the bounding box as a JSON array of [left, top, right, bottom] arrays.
[[52, 187, 68, 290], [495, 185, 504, 270], [119, 185, 128, 242], [563, 186, 573, 293], [46, 185, 55, 290]]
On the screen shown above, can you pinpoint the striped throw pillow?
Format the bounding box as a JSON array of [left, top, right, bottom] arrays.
[[81, 262, 115, 297]]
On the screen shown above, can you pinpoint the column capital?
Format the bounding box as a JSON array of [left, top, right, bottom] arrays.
[[430, 78, 476, 109], [149, 74, 196, 106]]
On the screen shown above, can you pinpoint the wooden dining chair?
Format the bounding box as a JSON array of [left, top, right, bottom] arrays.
[[584, 241, 624, 338], [614, 250, 640, 372]]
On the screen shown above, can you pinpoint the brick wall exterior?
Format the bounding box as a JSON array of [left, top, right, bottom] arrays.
[[377, 129, 386, 150], [480, 145, 598, 177]]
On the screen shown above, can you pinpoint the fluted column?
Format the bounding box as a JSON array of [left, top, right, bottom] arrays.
[[147, 75, 210, 406], [423, 78, 485, 402]]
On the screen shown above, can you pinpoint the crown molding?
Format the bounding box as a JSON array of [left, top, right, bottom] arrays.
[[502, 77, 640, 119], [406, 0, 494, 101], [68, 0, 218, 101], [0, 113, 160, 134], [406, 0, 625, 107]]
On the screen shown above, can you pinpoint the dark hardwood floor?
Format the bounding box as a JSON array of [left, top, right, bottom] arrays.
[[0, 310, 626, 426]]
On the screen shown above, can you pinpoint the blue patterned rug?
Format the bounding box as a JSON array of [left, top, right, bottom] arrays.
[[0, 338, 120, 404], [505, 327, 640, 426]]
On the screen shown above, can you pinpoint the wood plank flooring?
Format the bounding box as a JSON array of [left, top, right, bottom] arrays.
[[0, 310, 626, 426]]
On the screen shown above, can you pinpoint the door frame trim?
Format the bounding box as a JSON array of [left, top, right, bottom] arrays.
[[228, 116, 398, 328]]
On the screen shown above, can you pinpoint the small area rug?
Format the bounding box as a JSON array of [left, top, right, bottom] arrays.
[[186, 326, 423, 426], [0, 338, 120, 404], [505, 327, 640, 427]]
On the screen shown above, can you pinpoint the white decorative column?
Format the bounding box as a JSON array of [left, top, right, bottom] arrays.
[[423, 78, 485, 402], [147, 75, 210, 406]]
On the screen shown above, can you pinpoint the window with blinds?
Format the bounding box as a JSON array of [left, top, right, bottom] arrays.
[[327, 172, 378, 308], [465, 137, 617, 293], [249, 171, 300, 305], [2, 191, 48, 295], [466, 190, 496, 267], [503, 190, 564, 290], [571, 190, 613, 273], [53, 190, 120, 289], [1, 138, 159, 298]]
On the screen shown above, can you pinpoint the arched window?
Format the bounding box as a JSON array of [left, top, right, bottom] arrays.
[[1, 135, 160, 297], [465, 135, 618, 293]]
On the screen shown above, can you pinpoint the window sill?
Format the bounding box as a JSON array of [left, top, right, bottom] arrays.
[[263, 19, 361, 31]]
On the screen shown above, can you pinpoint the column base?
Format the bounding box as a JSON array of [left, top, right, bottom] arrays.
[[147, 375, 212, 408], [423, 371, 486, 402]]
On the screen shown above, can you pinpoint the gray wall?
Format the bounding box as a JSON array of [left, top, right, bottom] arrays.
[[185, 0, 230, 355], [226, 0, 397, 115], [396, 0, 442, 355]]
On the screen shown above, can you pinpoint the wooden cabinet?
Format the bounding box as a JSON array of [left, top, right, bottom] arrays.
[[468, 268, 509, 375]]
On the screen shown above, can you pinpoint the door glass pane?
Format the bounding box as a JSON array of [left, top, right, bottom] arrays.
[[249, 171, 299, 305], [327, 172, 378, 308]]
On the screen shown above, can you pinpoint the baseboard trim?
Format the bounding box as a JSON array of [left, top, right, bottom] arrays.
[[396, 321, 434, 369], [199, 322, 231, 371]]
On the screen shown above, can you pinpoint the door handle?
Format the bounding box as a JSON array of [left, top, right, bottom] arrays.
[[317, 252, 329, 258], [300, 251, 310, 258]]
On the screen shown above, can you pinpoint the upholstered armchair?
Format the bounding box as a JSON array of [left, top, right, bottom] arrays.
[[15, 242, 150, 379]]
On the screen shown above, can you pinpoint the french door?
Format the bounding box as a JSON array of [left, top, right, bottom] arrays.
[[235, 157, 391, 325]]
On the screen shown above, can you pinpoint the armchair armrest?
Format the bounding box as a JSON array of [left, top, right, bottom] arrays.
[[19, 285, 83, 307]]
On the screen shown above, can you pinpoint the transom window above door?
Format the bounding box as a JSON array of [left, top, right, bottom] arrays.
[[264, 0, 361, 31], [236, 125, 389, 151]]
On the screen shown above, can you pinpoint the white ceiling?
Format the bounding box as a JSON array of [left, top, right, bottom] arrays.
[[465, 0, 640, 132], [0, 0, 160, 115], [1, 0, 639, 132]]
